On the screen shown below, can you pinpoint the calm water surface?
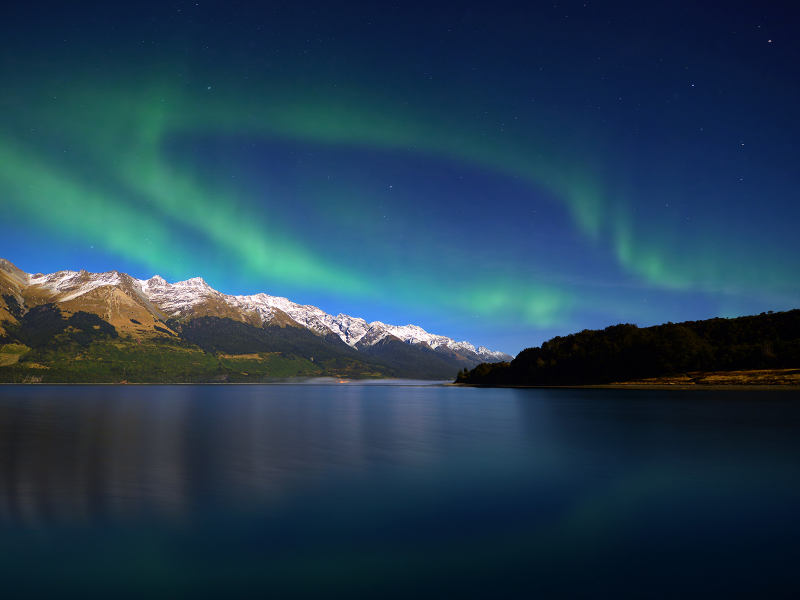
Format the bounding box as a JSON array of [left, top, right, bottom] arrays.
[[0, 384, 798, 599]]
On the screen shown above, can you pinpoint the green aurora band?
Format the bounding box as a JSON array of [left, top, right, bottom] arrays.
[[0, 63, 795, 330]]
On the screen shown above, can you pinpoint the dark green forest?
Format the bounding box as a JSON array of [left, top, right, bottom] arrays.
[[456, 310, 800, 386]]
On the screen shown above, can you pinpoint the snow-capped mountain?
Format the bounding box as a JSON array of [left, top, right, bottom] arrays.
[[142, 274, 513, 363], [0, 259, 513, 365]]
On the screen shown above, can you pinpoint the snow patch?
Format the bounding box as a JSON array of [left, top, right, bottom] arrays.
[[20, 264, 511, 358]]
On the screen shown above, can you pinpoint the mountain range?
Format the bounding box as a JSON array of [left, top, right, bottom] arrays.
[[0, 258, 511, 382]]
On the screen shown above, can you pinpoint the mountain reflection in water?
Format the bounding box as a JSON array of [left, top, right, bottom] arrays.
[[0, 384, 465, 526], [0, 384, 799, 599]]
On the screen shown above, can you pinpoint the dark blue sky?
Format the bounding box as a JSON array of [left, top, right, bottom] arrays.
[[1, 1, 798, 354]]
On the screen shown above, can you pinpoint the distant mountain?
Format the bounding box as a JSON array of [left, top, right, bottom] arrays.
[[0, 258, 511, 383]]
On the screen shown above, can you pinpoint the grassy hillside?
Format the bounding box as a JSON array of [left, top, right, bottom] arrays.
[[0, 304, 398, 382]]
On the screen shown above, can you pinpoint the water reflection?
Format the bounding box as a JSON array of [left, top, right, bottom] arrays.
[[0, 387, 193, 524], [0, 385, 533, 526], [0, 385, 798, 598]]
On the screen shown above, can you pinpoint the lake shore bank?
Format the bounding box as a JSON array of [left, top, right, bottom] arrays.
[[453, 368, 800, 391]]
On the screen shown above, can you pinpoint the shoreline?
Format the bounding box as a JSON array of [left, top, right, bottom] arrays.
[[453, 383, 799, 391], [455, 367, 800, 391]]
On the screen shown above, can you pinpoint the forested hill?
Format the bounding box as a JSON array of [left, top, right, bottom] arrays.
[[456, 310, 800, 386]]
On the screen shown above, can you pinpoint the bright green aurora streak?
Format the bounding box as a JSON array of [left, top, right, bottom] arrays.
[[0, 65, 794, 336]]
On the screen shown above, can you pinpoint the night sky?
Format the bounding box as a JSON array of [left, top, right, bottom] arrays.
[[1, 1, 798, 355]]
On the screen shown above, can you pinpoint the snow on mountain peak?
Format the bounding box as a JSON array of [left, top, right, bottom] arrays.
[[178, 277, 210, 288], [476, 346, 514, 361], [26, 268, 128, 302], [6, 258, 510, 359]]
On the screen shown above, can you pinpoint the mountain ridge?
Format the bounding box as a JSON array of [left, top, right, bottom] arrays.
[[0, 258, 511, 382]]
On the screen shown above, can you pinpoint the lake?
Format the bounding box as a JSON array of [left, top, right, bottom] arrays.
[[0, 383, 798, 599]]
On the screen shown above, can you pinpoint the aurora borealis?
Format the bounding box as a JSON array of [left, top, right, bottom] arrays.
[[1, 1, 798, 354]]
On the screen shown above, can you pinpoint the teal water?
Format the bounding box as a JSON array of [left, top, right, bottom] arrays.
[[0, 384, 798, 599]]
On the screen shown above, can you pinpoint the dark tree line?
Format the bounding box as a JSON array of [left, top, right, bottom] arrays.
[[457, 309, 800, 386]]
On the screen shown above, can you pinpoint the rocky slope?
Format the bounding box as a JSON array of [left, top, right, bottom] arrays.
[[0, 258, 512, 381]]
